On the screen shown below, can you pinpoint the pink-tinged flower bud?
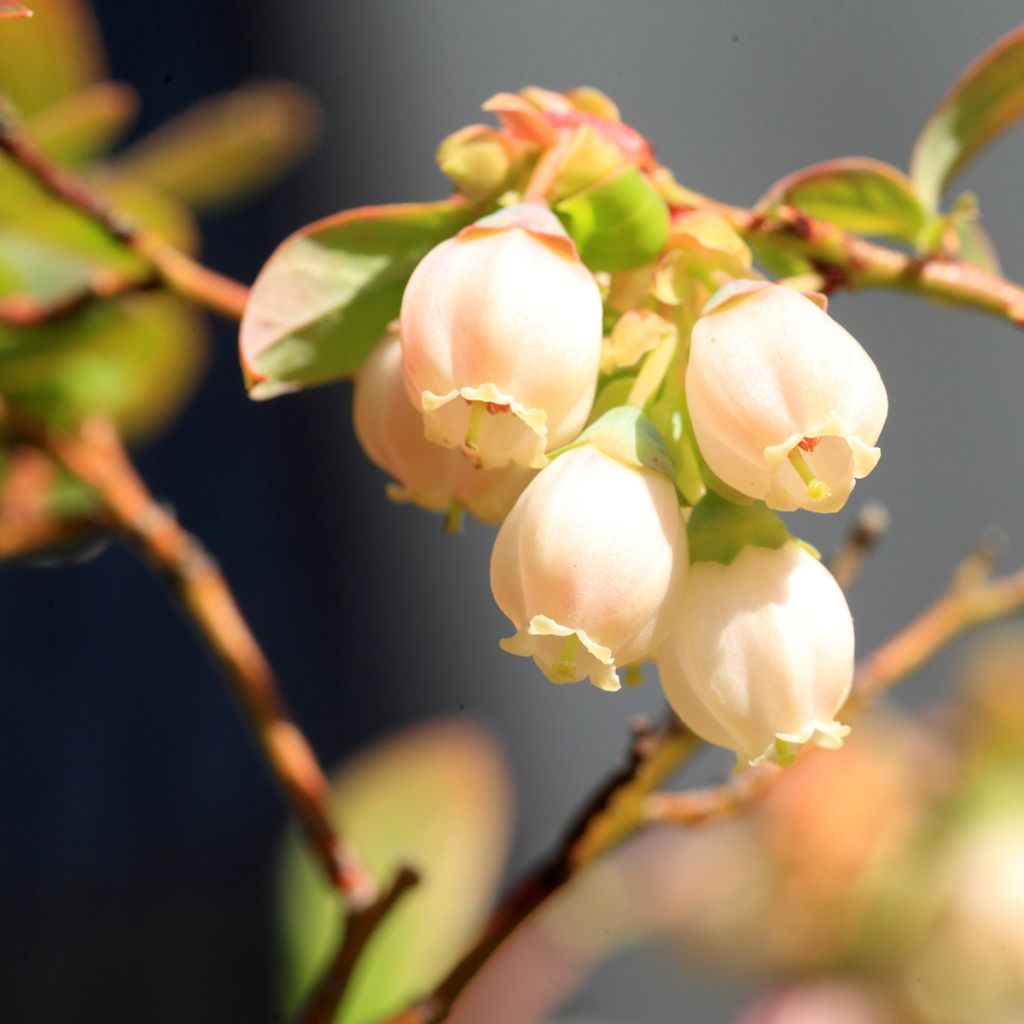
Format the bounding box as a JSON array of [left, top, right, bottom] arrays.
[[490, 409, 687, 692], [400, 203, 603, 470], [739, 982, 891, 1024], [354, 335, 532, 524], [686, 282, 888, 513], [657, 540, 853, 765]]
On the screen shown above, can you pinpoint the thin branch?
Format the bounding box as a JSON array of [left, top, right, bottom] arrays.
[[12, 413, 375, 906], [0, 271, 160, 326], [294, 865, 420, 1024], [677, 194, 1024, 330], [0, 101, 249, 322], [852, 539, 1024, 705], [383, 714, 699, 1024], [645, 762, 779, 826], [826, 502, 890, 591]]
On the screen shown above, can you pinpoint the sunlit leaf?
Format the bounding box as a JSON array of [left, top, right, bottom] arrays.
[[0, 0, 104, 115], [757, 157, 931, 244], [0, 293, 207, 439], [277, 718, 512, 1024], [0, 5, 33, 19], [910, 25, 1024, 208], [555, 167, 669, 272], [24, 80, 139, 167], [114, 80, 320, 211], [241, 198, 478, 398]]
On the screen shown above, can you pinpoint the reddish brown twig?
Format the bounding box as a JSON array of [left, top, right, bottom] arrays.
[[672, 191, 1024, 329], [0, 271, 160, 326], [0, 103, 249, 321], [826, 502, 890, 592], [382, 714, 699, 1024], [294, 865, 420, 1024], [14, 414, 375, 906]]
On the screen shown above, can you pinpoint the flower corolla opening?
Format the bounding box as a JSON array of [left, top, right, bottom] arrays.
[[686, 282, 888, 514]]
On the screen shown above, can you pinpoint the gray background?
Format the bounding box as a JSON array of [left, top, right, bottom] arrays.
[[1, 2, 1021, 1022]]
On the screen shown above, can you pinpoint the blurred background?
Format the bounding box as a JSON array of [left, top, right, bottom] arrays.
[[1, 2, 1023, 1022]]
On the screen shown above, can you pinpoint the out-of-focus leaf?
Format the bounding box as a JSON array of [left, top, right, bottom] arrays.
[[0, 175, 196, 305], [555, 167, 669, 272], [757, 157, 931, 245], [0, 5, 33, 19], [910, 26, 1024, 208], [24, 81, 139, 167], [277, 718, 512, 1024], [241, 198, 478, 398], [0, 0, 104, 115], [955, 218, 1002, 275], [0, 293, 207, 439], [115, 81, 320, 211]]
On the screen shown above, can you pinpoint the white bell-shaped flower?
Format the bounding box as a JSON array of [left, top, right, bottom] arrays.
[[657, 539, 854, 765], [490, 409, 688, 692], [686, 282, 888, 513], [400, 203, 603, 470], [354, 335, 532, 524]]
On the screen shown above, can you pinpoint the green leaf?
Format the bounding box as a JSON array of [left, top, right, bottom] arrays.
[[687, 490, 790, 565], [0, 0, 105, 116], [757, 157, 930, 244], [277, 718, 512, 1023], [956, 218, 1002, 275], [910, 25, 1024, 208], [241, 198, 479, 398], [24, 81, 139, 167], [0, 175, 196, 306], [555, 167, 669, 272], [114, 81, 320, 211], [0, 293, 207, 439]]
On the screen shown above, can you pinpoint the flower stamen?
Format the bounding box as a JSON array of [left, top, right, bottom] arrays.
[[553, 632, 582, 680], [788, 445, 831, 502]]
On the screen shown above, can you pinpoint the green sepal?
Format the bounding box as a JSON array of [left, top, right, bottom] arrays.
[[553, 405, 674, 480], [555, 167, 669, 272], [687, 490, 791, 566]]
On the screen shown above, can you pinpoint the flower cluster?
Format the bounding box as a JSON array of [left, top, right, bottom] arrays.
[[353, 86, 889, 767]]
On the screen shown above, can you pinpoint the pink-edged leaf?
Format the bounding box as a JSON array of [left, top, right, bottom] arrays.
[[240, 198, 479, 398], [910, 25, 1024, 208], [757, 157, 930, 244], [0, 5, 33, 18]]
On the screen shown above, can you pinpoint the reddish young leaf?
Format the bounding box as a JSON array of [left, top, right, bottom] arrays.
[[911, 25, 1024, 208]]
